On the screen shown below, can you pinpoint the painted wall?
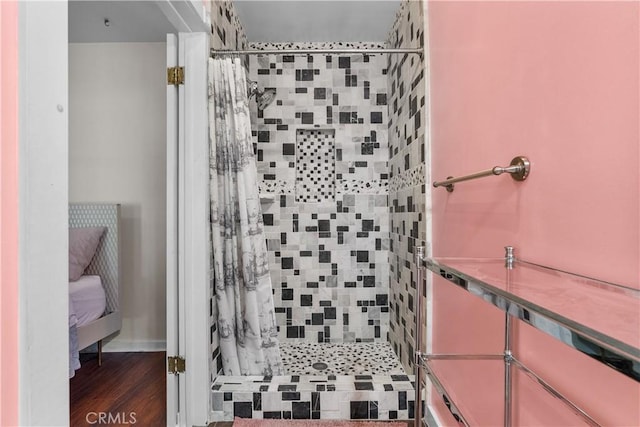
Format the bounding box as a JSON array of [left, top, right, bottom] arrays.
[[249, 42, 390, 345], [386, 0, 428, 371], [69, 43, 167, 351], [428, 1, 639, 425], [0, 1, 19, 425]]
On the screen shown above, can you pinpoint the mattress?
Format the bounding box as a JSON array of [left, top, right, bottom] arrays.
[[69, 275, 106, 327]]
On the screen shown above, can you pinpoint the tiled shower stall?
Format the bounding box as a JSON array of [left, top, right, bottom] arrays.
[[209, 0, 427, 421]]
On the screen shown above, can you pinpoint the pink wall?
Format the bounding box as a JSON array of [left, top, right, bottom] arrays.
[[428, 0, 639, 425], [0, 1, 20, 425]]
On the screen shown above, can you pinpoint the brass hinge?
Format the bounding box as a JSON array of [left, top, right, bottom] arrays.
[[167, 66, 184, 86], [168, 356, 186, 374]]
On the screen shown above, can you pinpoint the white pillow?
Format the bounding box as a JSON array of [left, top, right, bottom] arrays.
[[69, 227, 106, 281]]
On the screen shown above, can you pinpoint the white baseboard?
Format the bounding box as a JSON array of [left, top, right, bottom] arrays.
[[102, 339, 167, 352]]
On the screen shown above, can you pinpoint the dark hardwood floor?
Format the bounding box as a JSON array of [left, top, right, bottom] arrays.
[[70, 352, 166, 426]]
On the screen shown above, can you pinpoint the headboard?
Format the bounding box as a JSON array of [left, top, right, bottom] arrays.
[[69, 204, 120, 314]]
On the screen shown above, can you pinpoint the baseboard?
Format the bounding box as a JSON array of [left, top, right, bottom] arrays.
[[102, 339, 167, 352]]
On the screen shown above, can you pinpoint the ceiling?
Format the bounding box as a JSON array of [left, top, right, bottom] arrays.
[[233, 1, 401, 43], [69, 1, 402, 44], [69, 1, 177, 43]]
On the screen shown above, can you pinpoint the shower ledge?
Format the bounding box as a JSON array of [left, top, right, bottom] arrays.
[[259, 193, 276, 203]]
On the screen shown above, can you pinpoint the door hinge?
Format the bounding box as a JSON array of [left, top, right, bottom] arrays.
[[168, 356, 186, 374], [167, 66, 184, 86]]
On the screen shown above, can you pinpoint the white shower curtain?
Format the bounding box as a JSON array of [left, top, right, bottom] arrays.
[[208, 57, 284, 376]]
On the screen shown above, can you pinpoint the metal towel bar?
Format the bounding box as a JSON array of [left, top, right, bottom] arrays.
[[433, 156, 530, 192]]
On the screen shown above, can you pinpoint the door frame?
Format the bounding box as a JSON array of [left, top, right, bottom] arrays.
[[16, 0, 69, 425], [166, 32, 181, 427], [167, 31, 211, 427], [10, 1, 209, 426]]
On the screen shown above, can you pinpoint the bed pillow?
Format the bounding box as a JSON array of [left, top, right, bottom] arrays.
[[69, 227, 106, 281]]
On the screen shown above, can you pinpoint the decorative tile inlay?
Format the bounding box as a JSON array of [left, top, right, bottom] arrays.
[[250, 41, 386, 52], [388, 163, 425, 192], [295, 129, 336, 203], [336, 180, 388, 195], [258, 180, 295, 195], [280, 342, 404, 375]]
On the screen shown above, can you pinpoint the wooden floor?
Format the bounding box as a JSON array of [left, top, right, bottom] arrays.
[[70, 352, 166, 426]]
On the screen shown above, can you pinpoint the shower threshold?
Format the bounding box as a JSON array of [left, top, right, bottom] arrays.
[[210, 342, 418, 421]]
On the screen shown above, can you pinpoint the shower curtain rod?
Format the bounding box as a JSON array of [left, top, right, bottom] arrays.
[[210, 47, 423, 57]]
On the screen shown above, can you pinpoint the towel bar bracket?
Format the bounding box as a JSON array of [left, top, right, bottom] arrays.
[[443, 177, 455, 193], [505, 156, 530, 182]]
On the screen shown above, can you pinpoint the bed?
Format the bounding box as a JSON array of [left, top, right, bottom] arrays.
[[69, 204, 121, 377]]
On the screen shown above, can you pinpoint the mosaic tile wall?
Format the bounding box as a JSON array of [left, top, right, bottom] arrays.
[[386, 0, 429, 371], [295, 129, 336, 203], [209, 0, 249, 381], [248, 42, 391, 344], [210, 0, 248, 51]]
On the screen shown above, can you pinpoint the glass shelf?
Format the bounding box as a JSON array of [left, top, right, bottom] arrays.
[[426, 257, 640, 381], [420, 356, 598, 427]]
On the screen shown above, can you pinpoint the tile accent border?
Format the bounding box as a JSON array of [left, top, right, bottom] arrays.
[[336, 180, 388, 195], [249, 41, 387, 52], [259, 181, 295, 195], [389, 163, 425, 193]]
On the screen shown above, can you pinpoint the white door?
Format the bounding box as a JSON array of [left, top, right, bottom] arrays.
[[167, 32, 211, 427]]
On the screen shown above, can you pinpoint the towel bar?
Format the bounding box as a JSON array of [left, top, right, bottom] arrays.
[[433, 156, 530, 192]]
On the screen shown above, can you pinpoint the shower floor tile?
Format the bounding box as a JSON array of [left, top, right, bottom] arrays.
[[280, 342, 405, 375]]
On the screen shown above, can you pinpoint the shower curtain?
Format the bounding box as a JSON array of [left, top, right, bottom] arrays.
[[208, 57, 284, 376]]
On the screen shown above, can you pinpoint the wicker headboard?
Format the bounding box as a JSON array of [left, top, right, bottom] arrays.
[[69, 204, 120, 314]]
